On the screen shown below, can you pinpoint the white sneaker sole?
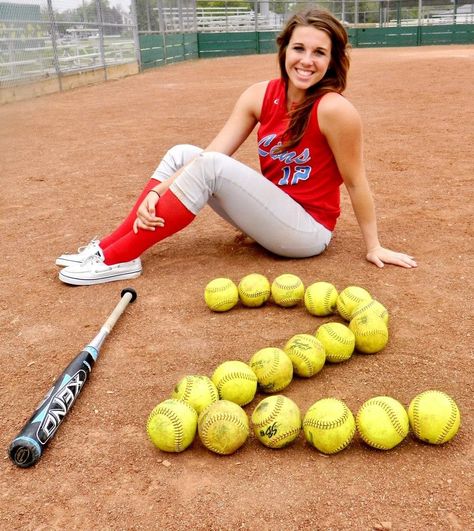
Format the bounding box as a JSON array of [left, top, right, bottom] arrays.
[[59, 268, 142, 286]]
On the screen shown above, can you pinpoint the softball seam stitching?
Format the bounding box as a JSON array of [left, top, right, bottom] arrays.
[[322, 326, 354, 346], [303, 401, 349, 430], [412, 391, 459, 444], [200, 413, 248, 454], [359, 399, 407, 439], [265, 426, 301, 448], [148, 406, 184, 451], [252, 396, 285, 427], [217, 371, 257, 390]]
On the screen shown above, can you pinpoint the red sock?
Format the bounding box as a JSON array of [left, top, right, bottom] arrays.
[[99, 179, 158, 250], [102, 190, 195, 264]]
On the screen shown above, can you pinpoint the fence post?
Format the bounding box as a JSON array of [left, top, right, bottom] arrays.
[[418, 0, 423, 27], [192, 0, 197, 32], [178, 0, 183, 32], [145, 0, 152, 31], [130, 0, 142, 70], [46, 0, 62, 92], [157, 0, 165, 32], [95, 0, 107, 81], [254, 0, 259, 54], [254, 0, 258, 32], [156, 0, 167, 63], [355, 28, 359, 47]]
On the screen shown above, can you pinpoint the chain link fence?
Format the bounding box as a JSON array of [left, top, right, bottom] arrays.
[[0, 0, 139, 89], [136, 0, 473, 68], [136, 0, 474, 33], [1, 0, 473, 95]]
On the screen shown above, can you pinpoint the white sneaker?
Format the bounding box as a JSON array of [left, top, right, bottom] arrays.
[[56, 239, 101, 267], [59, 251, 142, 286]]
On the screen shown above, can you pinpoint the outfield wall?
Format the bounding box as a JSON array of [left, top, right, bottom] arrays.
[[139, 33, 199, 69], [349, 23, 474, 47], [139, 24, 474, 67]]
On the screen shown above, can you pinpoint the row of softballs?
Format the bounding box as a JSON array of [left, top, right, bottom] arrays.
[[205, 276, 390, 356], [147, 378, 461, 456]]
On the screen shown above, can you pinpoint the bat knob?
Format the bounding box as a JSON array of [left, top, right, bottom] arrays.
[[8, 437, 42, 468], [121, 287, 137, 303]]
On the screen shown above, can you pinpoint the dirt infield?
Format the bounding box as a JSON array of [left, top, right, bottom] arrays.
[[1, 45, 473, 530]]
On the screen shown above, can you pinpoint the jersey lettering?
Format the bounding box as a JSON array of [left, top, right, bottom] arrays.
[[278, 166, 312, 186], [258, 135, 311, 165]]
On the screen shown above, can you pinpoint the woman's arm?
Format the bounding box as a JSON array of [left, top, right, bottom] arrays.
[[154, 81, 266, 194], [134, 82, 267, 232], [205, 80, 266, 154], [319, 93, 417, 268]]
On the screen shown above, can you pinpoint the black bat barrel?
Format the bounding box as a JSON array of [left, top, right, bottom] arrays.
[[8, 287, 136, 468], [8, 350, 96, 468]]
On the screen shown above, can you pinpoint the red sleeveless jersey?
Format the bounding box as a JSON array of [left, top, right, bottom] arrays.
[[257, 78, 343, 231]]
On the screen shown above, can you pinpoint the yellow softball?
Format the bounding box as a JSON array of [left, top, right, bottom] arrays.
[[349, 314, 389, 354], [146, 398, 198, 452], [249, 347, 293, 393], [198, 400, 250, 455], [408, 390, 461, 445], [251, 395, 302, 448], [351, 298, 389, 325], [204, 277, 239, 312], [211, 360, 257, 406], [283, 333, 326, 377], [304, 281, 338, 316], [271, 274, 305, 307], [238, 273, 271, 307], [336, 286, 372, 321], [314, 322, 355, 363], [303, 398, 356, 454], [356, 396, 409, 450], [171, 375, 219, 414]]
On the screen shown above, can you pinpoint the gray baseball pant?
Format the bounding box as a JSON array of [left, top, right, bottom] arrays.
[[150, 144, 332, 258]]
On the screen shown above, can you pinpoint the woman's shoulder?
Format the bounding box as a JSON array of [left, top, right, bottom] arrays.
[[319, 92, 357, 113], [318, 92, 362, 132], [242, 80, 272, 98], [318, 92, 360, 119], [238, 80, 274, 119]]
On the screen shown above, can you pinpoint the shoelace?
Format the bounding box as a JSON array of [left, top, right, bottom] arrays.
[[76, 237, 99, 254], [81, 251, 104, 267]]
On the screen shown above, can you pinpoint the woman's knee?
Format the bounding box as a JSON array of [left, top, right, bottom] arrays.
[[198, 151, 229, 165], [195, 151, 239, 190], [166, 144, 202, 163]]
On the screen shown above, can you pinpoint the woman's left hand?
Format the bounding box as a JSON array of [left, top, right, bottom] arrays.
[[366, 246, 418, 269], [133, 191, 165, 234]]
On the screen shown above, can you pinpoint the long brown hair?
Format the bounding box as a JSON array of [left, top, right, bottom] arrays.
[[275, 8, 350, 152]]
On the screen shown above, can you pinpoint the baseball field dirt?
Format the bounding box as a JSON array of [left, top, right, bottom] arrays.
[[1, 45, 473, 530]]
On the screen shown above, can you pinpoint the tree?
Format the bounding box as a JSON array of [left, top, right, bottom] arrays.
[[60, 0, 124, 32], [135, 0, 161, 32]]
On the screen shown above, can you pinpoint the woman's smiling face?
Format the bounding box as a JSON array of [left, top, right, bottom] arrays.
[[284, 24, 332, 101]]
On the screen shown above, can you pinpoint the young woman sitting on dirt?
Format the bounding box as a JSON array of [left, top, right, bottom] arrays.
[[56, 7, 417, 286]]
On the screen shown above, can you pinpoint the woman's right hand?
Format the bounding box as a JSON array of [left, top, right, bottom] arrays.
[[133, 191, 165, 233]]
